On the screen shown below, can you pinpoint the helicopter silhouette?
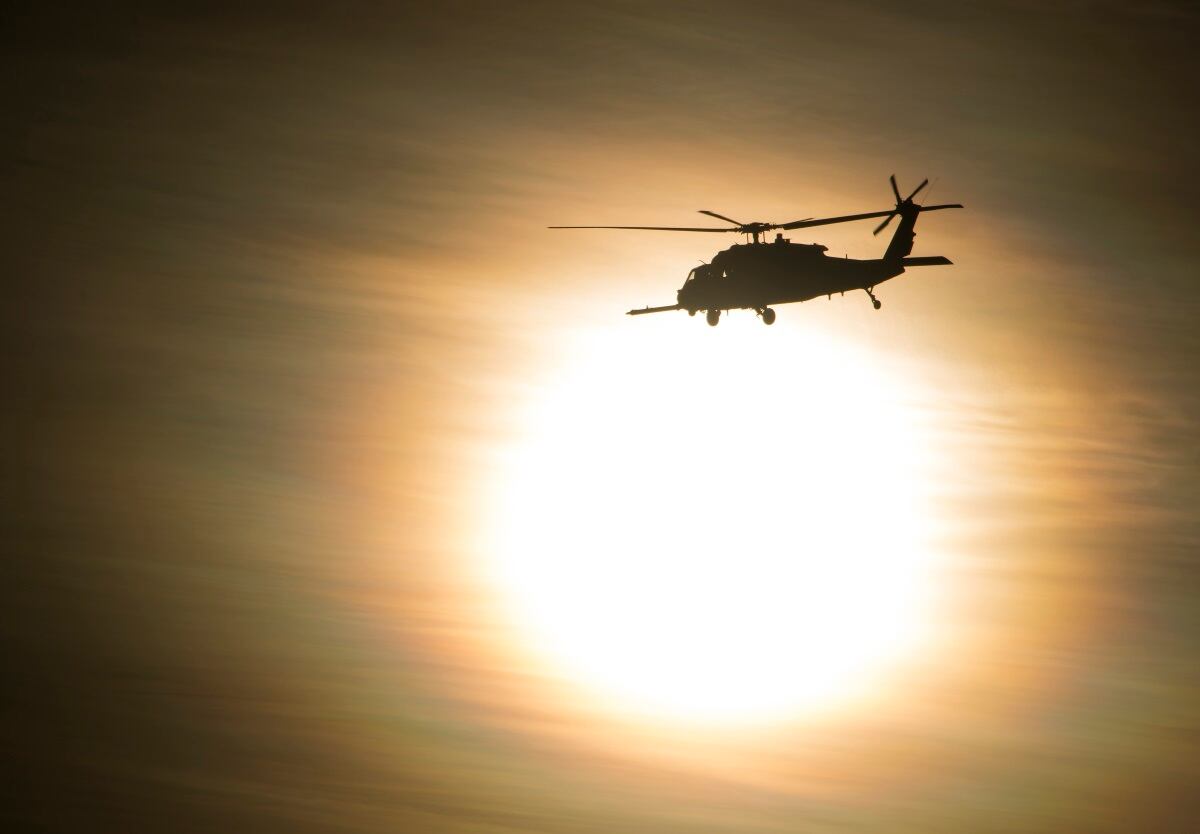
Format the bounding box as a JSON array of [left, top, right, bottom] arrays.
[[551, 176, 963, 325]]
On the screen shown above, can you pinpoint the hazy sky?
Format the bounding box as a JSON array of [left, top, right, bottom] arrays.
[[7, 3, 1200, 832]]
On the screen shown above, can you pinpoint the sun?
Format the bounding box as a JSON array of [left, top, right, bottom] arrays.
[[485, 315, 942, 723]]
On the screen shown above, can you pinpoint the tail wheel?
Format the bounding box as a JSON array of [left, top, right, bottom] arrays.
[[706, 309, 720, 326], [761, 308, 776, 325]]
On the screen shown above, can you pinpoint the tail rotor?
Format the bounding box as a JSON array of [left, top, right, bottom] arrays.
[[873, 175, 929, 236]]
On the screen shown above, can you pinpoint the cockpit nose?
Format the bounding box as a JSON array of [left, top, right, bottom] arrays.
[[677, 286, 700, 317], [678, 269, 701, 308]]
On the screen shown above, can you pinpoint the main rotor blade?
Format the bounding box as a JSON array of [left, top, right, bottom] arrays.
[[873, 212, 897, 236], [698, 210, 745, 227], [547, 225, 736, 233], [778, 209, 894, 230], [906, 178, 929, 202], [918, 203, 964, 211], [889, 174, 901, 203]]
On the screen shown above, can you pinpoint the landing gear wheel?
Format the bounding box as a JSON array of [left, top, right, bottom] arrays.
[[706, 309, 720, 327], [872, 299, 881, 310], [761, 308, 776, 325], [688, 309, 696, 316]]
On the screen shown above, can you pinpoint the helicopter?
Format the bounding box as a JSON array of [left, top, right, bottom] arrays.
[[550, 176, 963, 325]]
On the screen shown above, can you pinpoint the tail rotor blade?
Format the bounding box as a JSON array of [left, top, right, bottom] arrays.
[[873, 212, 897, 236], [906, 178, 929, 202], [889, 174, 901, 203]]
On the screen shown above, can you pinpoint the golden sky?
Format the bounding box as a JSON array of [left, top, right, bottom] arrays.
[[7, 3, 1199, 832]]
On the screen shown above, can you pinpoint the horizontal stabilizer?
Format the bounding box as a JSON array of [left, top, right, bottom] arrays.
[[902, 256, 953, 267], [627, 304, 682, 316]]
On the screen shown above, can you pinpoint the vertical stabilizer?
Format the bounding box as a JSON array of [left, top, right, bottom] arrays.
[[883, 203, 920, 263]]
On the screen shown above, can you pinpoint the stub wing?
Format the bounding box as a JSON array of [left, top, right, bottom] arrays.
[[627, 304, 682, 316]]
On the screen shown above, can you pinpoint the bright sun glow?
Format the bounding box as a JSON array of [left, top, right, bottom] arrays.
[[487, 316, 942, 723]]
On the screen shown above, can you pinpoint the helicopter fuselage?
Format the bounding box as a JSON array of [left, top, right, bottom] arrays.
[[677, 239, 904, 314]]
